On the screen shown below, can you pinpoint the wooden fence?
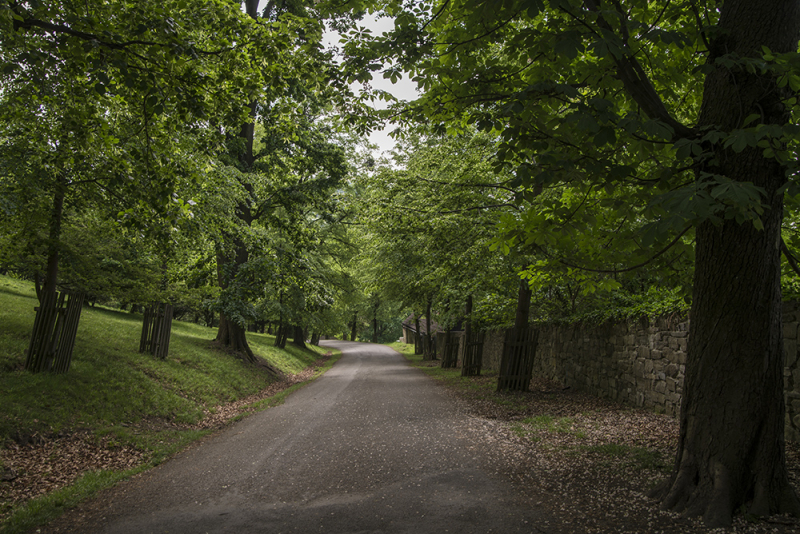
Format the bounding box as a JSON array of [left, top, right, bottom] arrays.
[[497, 327, 538, 391], [139, 303, 174, 360], [440, 331, 460, 368], [462, 331, 485, 377], [25, 291, 85, 374]]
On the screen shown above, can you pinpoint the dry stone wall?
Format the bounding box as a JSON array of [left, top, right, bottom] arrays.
[[480, 302, 800, 442]]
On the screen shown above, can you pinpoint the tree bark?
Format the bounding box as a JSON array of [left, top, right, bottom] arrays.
[[215, 243, 258, 364], [414, 314, 422, 355], [350, 312, 358, 341], [423, 297, 435, 360], [292, 325, 306, 348], [41, 182, 65, 305], [514, 278, 532, 330], [655, 0, 800, 526]]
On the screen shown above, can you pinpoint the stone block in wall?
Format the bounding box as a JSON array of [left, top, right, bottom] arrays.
[[676, 351, 687, 365], [669, 337, 679, 350], [785, 323, 798, 340], [639, 346, 651, 359], [648, 391, 666, 406], [666, 363, 679, 378], [786, 338, 798, 368], [667, 377, 678, 393], [655, 381, 666, 394]]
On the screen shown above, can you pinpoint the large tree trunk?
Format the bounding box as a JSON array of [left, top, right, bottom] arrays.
[[422, 297, 435, 360], [350, 313, 358, 341], [216, 313, 256, 363], [41, 184, 64, 304], [292, 325, 306, 348], [514, 278, 532, 330], [655, 0, 800, 526], [414, 314, 422, 355], [215, 242, 259, 364]]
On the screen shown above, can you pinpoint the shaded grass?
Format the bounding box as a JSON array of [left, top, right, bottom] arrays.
[[0, 274, 329, 442], [387, 341, 517, 405], [580, 443, 669, 472]]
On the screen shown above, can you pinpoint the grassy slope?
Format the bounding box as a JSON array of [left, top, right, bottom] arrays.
[[0, 274, 337, 532]]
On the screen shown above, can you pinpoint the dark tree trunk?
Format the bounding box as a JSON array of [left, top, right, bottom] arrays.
[[655, 0, 800, 526], [414, 314, 422, 355], [216, 314, 256, 363], [514, 278, 532, 330], [274, 322, 288, 349], [350, 313, 358, 341], [41, 183, 65, 305], [423, 297, 435, 360], [215, 242, 261, 366], [292, 325, 306, 348]]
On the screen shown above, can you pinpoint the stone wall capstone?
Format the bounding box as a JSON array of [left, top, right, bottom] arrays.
[[479, 303, 800, 442]]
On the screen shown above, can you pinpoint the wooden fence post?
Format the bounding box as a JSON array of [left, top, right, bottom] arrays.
[[139, 303, 173, 359], [25, 291, 84, 374], [440, 330, 460, 368], [497, 326, 538, 391], [462, 331, 485, 377]]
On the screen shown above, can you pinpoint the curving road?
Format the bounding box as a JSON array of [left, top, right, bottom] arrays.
[[46, 341, 551, 533]]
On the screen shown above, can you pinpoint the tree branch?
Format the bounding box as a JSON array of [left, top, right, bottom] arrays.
[[13, 13, 232, 56], [582, 0, 695, 140], [554, 225, 691, 274], [782, 238, 800, 277]]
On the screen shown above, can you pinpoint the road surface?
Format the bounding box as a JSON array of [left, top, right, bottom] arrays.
[[45, 341, 551, 533]]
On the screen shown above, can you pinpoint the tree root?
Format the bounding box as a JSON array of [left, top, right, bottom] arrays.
[[652, 453, 800, 528]]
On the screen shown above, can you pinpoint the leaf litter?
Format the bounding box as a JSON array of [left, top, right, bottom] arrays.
[[437, 373, 800, 533]]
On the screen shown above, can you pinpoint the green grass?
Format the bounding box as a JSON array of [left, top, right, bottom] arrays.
[[0, 274, 338, 533], [387, 341, 515, 401], [580, 443, 669, 472]]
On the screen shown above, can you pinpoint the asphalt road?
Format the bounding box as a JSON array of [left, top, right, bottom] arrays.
[[47, 341, 550, 533]]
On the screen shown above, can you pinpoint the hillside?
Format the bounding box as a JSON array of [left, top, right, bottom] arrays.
[[0, 274, 337, 533]]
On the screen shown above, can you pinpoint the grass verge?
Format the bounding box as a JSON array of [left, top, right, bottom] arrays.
[[0, 274, 339, 533]]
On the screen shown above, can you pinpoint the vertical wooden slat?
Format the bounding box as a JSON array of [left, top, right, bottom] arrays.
[[159, 304, 173, 359], [441, 330, 460, 369], [462, 331, 485, 377], [497, 326, 538, 391], [53, 291, 84, 373]]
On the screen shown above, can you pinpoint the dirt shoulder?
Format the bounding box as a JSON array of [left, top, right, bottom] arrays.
[[413, 362, 800, 533]]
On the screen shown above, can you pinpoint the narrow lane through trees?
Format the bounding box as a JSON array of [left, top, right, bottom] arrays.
[[46, 341, 552, 534]]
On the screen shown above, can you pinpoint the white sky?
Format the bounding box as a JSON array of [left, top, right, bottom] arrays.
[[322, 14, 419, 157]]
